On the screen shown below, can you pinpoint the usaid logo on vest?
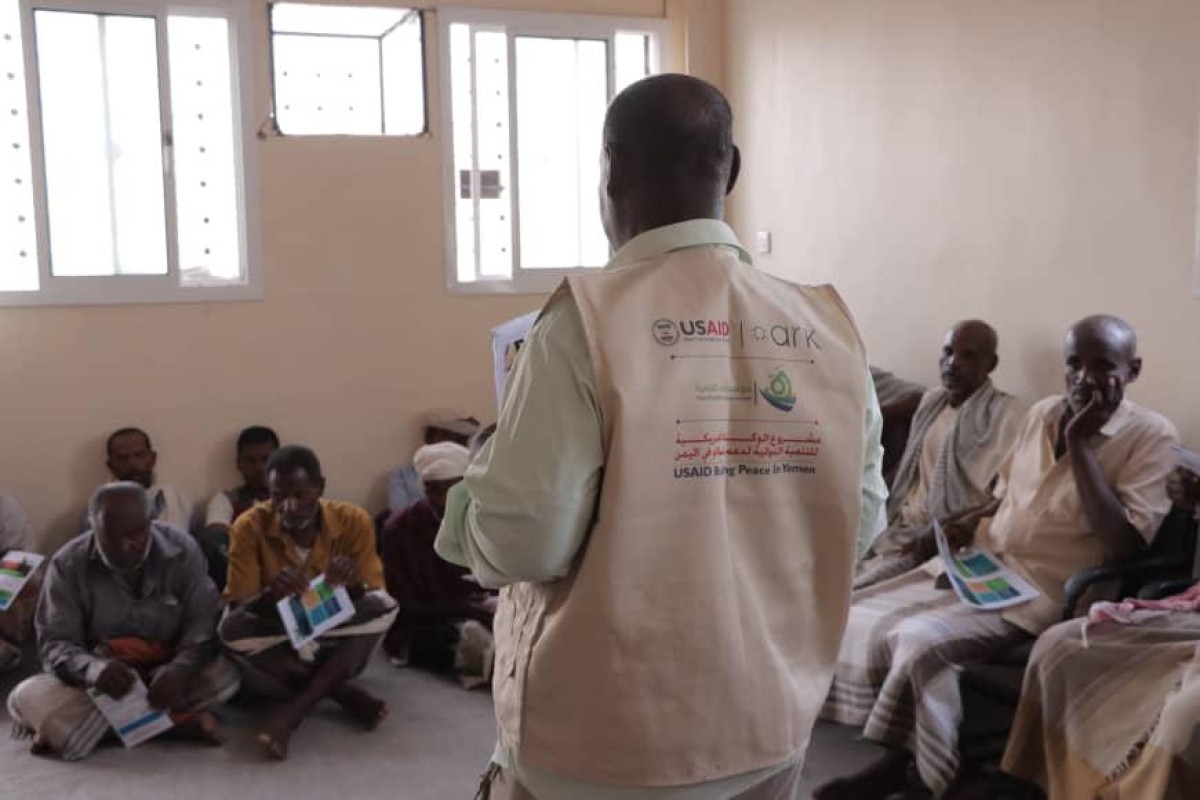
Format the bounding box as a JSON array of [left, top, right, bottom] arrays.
[[651, 318, 733, 346], [651, 318, 680, 346]]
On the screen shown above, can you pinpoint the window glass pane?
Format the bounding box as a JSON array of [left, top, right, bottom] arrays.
[[272, 5, 424, 136], [615, 32, 650, 94], [474, 29, 513, 278], [169, 15, 242, 285], [35, 10, 167, 277], [515, 37, 608, 270], [1, 0, 38, 290], [274, 35, 381, 135], [381, 12, 424, 135], [449, 23, 476, 283]]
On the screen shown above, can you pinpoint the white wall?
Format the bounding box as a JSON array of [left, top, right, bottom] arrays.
[[725, 0, 1200, 444]]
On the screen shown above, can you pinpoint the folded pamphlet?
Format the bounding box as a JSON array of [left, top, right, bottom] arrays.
[[0, 550, 44, 612], [88, 675, 174, 748], [491, 311, 538, 410], [277, 574, 355, 650], [934, 520, 1040, 610], [1171, 444, 1200, 475]]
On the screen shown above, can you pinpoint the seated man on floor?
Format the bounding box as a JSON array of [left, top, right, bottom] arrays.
[[381, 441, 496, 687], [7, 482, 239, 761], [1000, 464, 1200, 800], [0, 490, 39, 673], [94, 427, 193, 533], [220, 445, 397, 761], [385, 414, 480, 515], [198, 425, 279, 590], [817, 315, 1178, 800], [857, 320, 1023, 584]]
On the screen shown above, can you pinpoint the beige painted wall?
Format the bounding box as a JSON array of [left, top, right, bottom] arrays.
[[1, 0, 688, 551], [725, 0, 1200, 449], [666, 0, 724, 88]]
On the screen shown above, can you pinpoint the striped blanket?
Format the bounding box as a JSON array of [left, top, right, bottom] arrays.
[[1002, 615, 1200, 799], [821, 568, 1029, 796]]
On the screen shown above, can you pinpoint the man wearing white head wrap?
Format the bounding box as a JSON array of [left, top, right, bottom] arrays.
[[386, 416, 480, 513], [413, 442, 471, 485], [381, 440, 495, 684]]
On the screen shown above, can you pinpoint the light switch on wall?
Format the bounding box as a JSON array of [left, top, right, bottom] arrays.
[[755, 231, 772, 254]]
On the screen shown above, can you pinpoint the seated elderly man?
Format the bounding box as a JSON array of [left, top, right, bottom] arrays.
[[7, 482, 239, 761], [856, 320, 1023, 585], [220, 445, 397, 761], [1000, 466, 1200, 799], [0, 491, 39, 672], [88, 427, 193, 533], [817, 315, 1178, 799], [386, 414, 480, 514], [381, 442, 496, 686], [198, 425, 280, 590]]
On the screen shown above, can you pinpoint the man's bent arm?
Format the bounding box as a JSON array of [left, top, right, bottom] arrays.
[[1068, 438, 1146, 561], [38, 558, 104, 687], [436, 295, 604, 588]]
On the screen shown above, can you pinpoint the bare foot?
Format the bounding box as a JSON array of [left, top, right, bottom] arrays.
[[172, 712, 224, 746], [813, 750, 913, 800], [332, 684, 389, 731], [255, 715, 295, 761]]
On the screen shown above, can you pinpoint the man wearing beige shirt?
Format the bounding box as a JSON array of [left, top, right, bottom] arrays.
[[856, 320, 1024, 587], [438, 75, 886, 799], [818, 314, 1178, 800]]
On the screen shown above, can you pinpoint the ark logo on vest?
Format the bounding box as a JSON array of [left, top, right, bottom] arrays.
[[759, 369, 796, 412]]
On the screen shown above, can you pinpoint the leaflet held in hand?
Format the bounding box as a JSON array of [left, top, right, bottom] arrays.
[[934, 520, 1040, 610], [0, 550, 44, 612], [277, 574, 356, 650], [1171, 444, 1200, 475], [491, 311, 538, 410], [88, 676, 174, 748]]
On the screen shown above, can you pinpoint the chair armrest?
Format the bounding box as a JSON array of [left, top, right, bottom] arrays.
[[1062, 556, 1190, 620], [1139, 579, 1199, 601]]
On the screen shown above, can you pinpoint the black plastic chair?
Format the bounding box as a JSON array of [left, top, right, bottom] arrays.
[[1140, 577, 1198, 600], [957, 506, 1198, 766]]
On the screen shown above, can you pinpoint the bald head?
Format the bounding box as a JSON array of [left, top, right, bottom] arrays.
[[940, 319, 1000, 405], [1066, 315, 1138, 359], [1063, 314, 1142, 415], [600, 74, 740, 249]]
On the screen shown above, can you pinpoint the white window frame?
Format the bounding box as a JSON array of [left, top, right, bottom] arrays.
[[437, 7, 668, 296], [1, 0, 261, 307], [267, 2, 429, 138]]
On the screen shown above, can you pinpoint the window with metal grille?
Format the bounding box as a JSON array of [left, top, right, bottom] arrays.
[[0, 0, 259, 306], [269, 3, 425, 137], [438, 9, 664, 294]]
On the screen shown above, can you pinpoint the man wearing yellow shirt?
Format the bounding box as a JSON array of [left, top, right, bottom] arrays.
[[219, 445, 396, 761]]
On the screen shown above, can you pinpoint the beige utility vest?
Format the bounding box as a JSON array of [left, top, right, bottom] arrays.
[[493, 245, 869, 786]]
